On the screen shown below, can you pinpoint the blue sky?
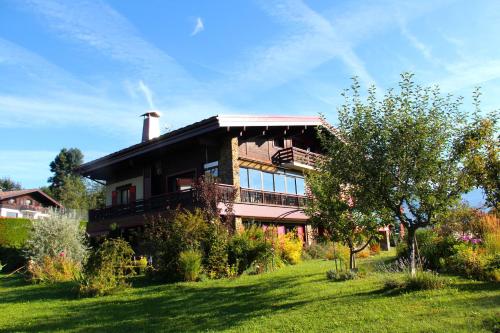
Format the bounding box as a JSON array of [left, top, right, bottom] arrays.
[[0, 0, 497, 206]]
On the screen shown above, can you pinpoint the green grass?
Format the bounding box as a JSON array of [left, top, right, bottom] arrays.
[[0, 253, 498, 332]]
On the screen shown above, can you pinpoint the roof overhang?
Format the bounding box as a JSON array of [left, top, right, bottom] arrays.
[[78, 114, 326, 177]]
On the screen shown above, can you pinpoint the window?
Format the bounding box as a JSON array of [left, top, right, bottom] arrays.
[[286, 176, 296, 194], [204, 161, 219, 177], [6, 212, 18, 218], [273, 137, 284, 148], [25, 199, 32, 205], [239, 167, 249, 188], [262, 172, 274, 191], [274, 173, 286, 193], [118, 188, 129, 205], [239, 167, 305, 195], [248, 169, 262, 190], [296, 178, 305, 195]]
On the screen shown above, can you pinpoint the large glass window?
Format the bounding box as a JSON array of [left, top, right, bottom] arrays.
[[296, 177, 305, 195], [239, 167, 249, 188], [262, 172, 274, 192], [274, 173, 286, 193], [286, 177, 296, 194], [248, 169, 262, 190], [239, 167, 305, 195]]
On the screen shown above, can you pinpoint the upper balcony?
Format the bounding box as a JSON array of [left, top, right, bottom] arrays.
[[271, 147, 322, 171]]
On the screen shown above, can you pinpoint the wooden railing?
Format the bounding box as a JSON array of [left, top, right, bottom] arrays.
[[89, 184, 236, 222], [240, 188, 308, 207], [0, 203, 50, 213], [272, 147, 322, 168]]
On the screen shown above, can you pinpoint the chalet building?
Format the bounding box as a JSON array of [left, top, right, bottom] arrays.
[[0, 189, 62, 219], [79, 113, 328, 244]]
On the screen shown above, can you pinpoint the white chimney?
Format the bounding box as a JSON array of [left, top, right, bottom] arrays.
[[141, 111, 161, 142]]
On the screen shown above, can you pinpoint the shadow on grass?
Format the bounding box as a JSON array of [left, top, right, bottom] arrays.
[[2, 274, 310, 333]]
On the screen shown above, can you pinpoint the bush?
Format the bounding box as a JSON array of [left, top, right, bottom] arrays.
[[144, 209, 208, 281], [228, 225, 269, 274], [0, 247, 25, 273], [24, 213, 88, 266], [369, 243, 381, 254], [203, 221, 230, 278], [448, 243, 491, 280], [79, 238, 136, 297], [179, 250, 202, 282], [279, 232, 303, 265], [27, 256, 81, 283], [405, 271, 448, 290], [356, 247, 371, 258], [325, 242, 350, 267], [303, 242, 329, 259], [326, 269, 358, 281], [383, 271, 448, 291]]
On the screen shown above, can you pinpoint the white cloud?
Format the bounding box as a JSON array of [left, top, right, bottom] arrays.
[[191, 17, 204, 36], [21, 0, 196, 89], [138, 80, 155, 110]]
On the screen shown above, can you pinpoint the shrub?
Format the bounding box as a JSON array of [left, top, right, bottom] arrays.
[[228, 225, 269, 274], [480, 214, 499, 256], [279, 232, 303, 265], [79, 238, 136, 297], [383, 271, 448, 291], [144, 209, 208, 281], [27, 256, 81, 283], [404, 271, 448, 290], [244, 247, 284, 275], [179, 250, 203, 282], [303, 242, 329, 259], [325, 242, 350, 267], [369, 243, 381, 254], [326, 269, 358, 281], [0, 261, 5, 273], [24, 213, 88, 266], [356, 247, 371, 258], [203, 221, 230, 279]]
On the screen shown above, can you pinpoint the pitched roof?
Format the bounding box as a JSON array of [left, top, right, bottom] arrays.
[[0, 189, 63, 208], [78, 114, 326, 175]]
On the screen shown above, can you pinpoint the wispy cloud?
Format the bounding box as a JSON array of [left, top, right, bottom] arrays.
[[138, 80, 155, 110], [21, 0, 196, 90], [191, 17, 204, 36], [399, 23, 434, 62]]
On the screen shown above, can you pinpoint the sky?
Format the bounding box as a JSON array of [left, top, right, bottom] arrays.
[[0, 0, 498, 206]]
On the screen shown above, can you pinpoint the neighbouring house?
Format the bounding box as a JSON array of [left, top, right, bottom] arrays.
[[0, 189, 63, 219], [78, 113, 391, 249]]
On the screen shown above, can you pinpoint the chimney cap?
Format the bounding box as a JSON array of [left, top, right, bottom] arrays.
[[140, 111, 161, 118]]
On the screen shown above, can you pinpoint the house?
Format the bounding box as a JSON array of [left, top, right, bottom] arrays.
[[78, 113, 327, 244], [0, 189, 63, 219], [78, 113, 391, 249]]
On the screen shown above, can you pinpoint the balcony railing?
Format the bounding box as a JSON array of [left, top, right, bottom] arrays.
[[89, 184, 236, 222], [272, 147, 322, 169], [240, 188, 308, 208], [0, 203, 50, 213]]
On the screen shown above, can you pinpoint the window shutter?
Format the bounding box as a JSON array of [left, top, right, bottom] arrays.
[[111, 191, 117, 206], [129, 185, 136, 202]]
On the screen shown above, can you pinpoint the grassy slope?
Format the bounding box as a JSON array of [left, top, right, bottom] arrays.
[[0, 254, 498, 333]]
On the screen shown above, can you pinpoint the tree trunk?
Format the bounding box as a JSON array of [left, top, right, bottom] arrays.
[[407, 227, 416, 277], [349, 249, 355, 271]]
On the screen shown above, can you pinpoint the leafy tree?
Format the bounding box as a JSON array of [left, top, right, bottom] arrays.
[[456, 92, 499, 210], [0, 177, 22, 191], [316, 73, 476, 276], [48, 148, 83, 193]]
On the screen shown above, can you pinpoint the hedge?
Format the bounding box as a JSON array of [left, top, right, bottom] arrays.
[[0, 218, 32, 248]]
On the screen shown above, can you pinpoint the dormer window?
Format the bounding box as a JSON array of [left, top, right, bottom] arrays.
[[25, 199, 32, 205]]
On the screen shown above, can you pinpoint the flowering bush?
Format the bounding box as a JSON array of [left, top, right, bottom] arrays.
[[228, 225, 270, 274], [279, 232, 303, 265]]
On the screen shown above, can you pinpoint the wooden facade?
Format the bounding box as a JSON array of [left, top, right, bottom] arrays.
[[79, 115, 326, 241]]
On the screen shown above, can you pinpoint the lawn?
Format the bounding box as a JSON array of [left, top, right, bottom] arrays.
[[0, 254, 498, 333]]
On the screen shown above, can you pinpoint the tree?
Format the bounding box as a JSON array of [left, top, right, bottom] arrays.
[[457, 92, 499, 210], [0, 177, 22, 191], [48, 148, 83, 193], [317, 73, 475, 276]]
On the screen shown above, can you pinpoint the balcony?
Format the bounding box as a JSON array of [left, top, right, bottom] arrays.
[[89, 184, 236, 222], [240, 188, 307, 208], [272, 147, 322, 170], [0, 203, 50, 214]]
